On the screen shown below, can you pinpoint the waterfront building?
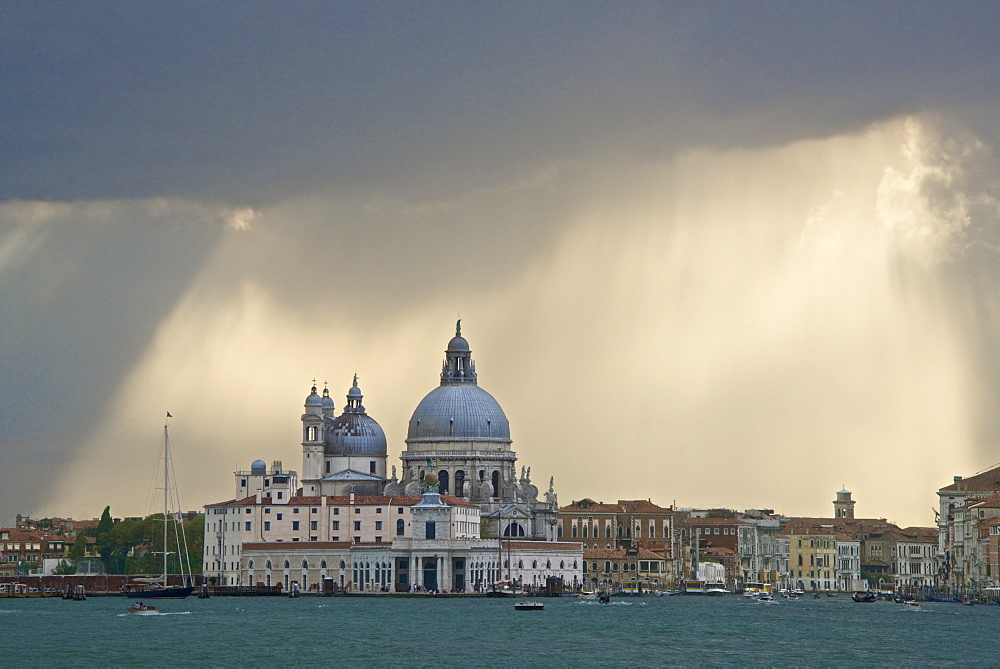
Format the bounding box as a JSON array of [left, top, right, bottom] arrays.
[[203, 323, 579, 591], [779, 521, 839, 592], [557, 498, 675, 554], [0, 529, 67, 576], [580, 547, 669, 593], [937, 467, 1000, 589]]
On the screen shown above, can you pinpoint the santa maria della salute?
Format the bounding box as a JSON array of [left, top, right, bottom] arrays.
[[203, 323, 578, 593]]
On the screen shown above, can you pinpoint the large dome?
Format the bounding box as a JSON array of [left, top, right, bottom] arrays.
[[407, 384, 511, 441]]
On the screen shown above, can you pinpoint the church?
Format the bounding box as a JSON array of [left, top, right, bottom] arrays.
[[202, 323, 579, 592]]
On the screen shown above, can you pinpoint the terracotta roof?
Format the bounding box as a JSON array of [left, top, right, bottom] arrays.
[[559, 498, 672, 515], [939, 465, 1000, 493], [967, 492, 1000, 509]]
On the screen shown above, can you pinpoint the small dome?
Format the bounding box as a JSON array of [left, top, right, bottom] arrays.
[[251, 460, 267, 475], [447, 335, 470, 352], [321, 387, 335, 410], [326, 413, 387, 457], [304, 383, 323, 407]]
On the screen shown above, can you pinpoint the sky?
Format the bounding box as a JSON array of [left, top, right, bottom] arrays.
[[2, 2, 1000, 528]]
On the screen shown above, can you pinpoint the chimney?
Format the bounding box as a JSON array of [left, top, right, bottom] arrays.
[[954, 476, 963, 483]]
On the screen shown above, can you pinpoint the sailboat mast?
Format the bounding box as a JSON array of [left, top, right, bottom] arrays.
[[163, 420, 169, 582]]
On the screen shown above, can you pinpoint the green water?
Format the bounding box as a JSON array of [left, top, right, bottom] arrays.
[[0, 595, 994, 666]]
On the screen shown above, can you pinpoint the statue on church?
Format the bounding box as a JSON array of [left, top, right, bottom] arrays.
[[383, 465, 403, 496], [545, 476, 558, 507]]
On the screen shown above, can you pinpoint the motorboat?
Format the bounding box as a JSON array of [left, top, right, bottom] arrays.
[[852, 591, 877, 603], [705, 582, 727, 596], [514, 601, 544, 611], [127, 602, 160, 615], [598, 592, 611, 604]]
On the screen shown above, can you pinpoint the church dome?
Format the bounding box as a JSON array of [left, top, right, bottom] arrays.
[[325, 377, 387, 457], [407, 384, 510, 441], [304, 383, 323, 408], [406, 322, 511, 442]]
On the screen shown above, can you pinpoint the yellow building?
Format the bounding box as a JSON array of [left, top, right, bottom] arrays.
[[780, 521, 838, 592]]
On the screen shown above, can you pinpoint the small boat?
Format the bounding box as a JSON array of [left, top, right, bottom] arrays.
[[598, 593, 611, 604], [514, 601, 544, 611], [756, 594, 777, 603], [578, 591, 597, 600], [127, 602, 159, 615], [852, 591, 877, 603], [902, 600, 920, 609]]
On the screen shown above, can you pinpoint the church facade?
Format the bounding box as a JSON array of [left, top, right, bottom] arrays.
[[202, 323, 577, 591]]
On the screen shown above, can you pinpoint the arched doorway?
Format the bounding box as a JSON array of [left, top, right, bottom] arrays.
[[438, 470, 449, 494], [422, 558, 438, 592], [454, 470, 466, 497]]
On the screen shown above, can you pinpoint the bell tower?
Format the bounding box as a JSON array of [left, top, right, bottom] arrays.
[[833, 488, 856, 519]]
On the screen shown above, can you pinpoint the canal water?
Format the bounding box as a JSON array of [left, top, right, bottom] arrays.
[[1, 595, 994, 666]]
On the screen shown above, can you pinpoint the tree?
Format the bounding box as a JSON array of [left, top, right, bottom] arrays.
[[96, 506, 114, 536], [68, 534, 87, 560], [53, 559, 76, 575]]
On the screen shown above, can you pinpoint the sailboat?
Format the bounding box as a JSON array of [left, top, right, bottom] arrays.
[[124, 414, 194, 599]]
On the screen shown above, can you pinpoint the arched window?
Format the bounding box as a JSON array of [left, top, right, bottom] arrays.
[[572, 526, 578, 538], [503, 522, 525, 537], [573, 560, 577, 569], [491, 471, 500, 497], [606, 525, 611, 538], [321, 560, 327, 569], [583, 526, 589, 538], [340, 560, 346, 569], [604, 561, 611, 573], [302, 559, 309, 569], [284, 560, 290, 569], [560, 561, 564, 569], [455, 470, 466, 497], [558, 526, 563, 538], [438, 470, 449, 494], [546, 560, 551, 569], [532, 560, 537, 569], [797, 554, 803, 566], [518, 560, 523, 569], [266, 560, 272, 570], [617, 527, 623, 537], [248, 560, 255, 569], [397, 519, 405, 535]]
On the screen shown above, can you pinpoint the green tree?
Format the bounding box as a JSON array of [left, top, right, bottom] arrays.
[[68, 534, 87, 560], [96, 506, 114, 536], [52, 559, 76, 575]]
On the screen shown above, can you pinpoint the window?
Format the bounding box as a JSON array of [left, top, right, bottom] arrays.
[[396, 519, 405, 536], [375, 521, 382, 531], [370, 461, 376, 474], [398, 507, 404, 514], [265, 508, 271, 514], [276, 514, 283, 521], [376, 507, 383, 514], [311, 508, 317, 514], [426, 522, 436, 540], [311, 521, 318, 531], [572, 526, 578, 538], [375, 537, 382, 543], [292, 521, 300, 530], [264, 521, 271, 531], [245, 522, 251, 531], [354, 521, 361, 531], [294, 508, 300, 514], [277, 492, 283, 500], [334, 508, 340, 515], [714, 528, 719, 535], [355, 508, 361, 514]]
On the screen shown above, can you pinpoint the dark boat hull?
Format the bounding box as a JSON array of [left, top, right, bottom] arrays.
[[124, 586, 194, 599]]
